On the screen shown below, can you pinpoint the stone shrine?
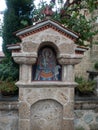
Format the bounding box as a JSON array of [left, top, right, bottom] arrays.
[[10, 19, 82, 130]]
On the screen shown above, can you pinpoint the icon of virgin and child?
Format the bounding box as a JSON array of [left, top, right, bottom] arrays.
[[34, 47, 61, 81]]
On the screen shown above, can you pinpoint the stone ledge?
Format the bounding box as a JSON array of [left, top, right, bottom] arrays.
[[0, 101, 19, 110], [58, 54, 83, 65], [16, 81, 78, 88], [0, 99, 98, 111], [75, 100, 98, 110]]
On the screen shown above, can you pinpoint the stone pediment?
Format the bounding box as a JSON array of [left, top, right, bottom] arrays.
[[15, 19, 79, 41], [11, 19, 83, 66]]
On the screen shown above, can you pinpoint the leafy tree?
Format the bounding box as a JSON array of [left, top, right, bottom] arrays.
[[2, 0, 35, 56], [0, 57, 19, 81], [32, 0, 98, 45], [1, 0, 35, 82]]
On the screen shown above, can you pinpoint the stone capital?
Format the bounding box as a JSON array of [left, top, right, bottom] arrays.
[[12, 52, 37, 64], [58, 54, 82, 65]]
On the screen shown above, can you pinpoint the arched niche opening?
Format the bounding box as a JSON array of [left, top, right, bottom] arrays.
[[32, 45, 62, 81]]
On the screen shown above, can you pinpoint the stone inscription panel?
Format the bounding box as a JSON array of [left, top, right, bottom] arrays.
[[30, 100, 63, 130]]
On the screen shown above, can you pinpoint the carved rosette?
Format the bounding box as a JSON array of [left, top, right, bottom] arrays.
[[58, 54, 82, 65], [12, 53, 37, 65]]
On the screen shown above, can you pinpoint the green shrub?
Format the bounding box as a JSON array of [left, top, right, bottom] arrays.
[[0, 77, 18, 95], [0, 57, 19, 81], [94, 62, 98, 70], [75, 77, 95, 95]]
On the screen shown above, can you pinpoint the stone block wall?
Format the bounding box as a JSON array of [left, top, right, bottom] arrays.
[[75, 49, 93, 79], [75, 45, 98, 79], [0, 100, 98, 130], [75, 110, 98, 130], [0, 102, 19, 130], [75, 101, 98, 130], [91, 45, 98, 62]]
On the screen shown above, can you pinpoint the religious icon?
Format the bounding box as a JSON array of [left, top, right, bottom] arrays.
[[34, 47, 61, 81]]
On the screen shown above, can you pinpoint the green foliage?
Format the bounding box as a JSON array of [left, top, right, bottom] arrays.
[[94, 62, 98, 70], [0, 78, 18, 93], [1, 0, 35, 83], [0, 20, 2, 37], [3, 0, 34, 56], [32, 0, 98, 46], [0, 58, 19, 94], [0, 57, 19, 81], [2, 9, 21, 56], [75, 77, 95, 95]]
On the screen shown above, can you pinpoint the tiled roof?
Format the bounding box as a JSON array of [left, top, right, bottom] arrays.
[[14, 19, 79, 41]]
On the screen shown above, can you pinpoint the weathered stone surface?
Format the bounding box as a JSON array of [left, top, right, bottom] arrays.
[[19, 64, 32, 82], [19, 119, 30, 130], [63, 102, 74, 118], [75, 48, 92, 79], [24, 87, 69, 106], [58, 42, 75, 54], [70, 88, 75, 101], [13, 56, 37, 64], [19, 88, 24, 101], [74, 110, 84, 119], [74, 108, 98, 130], [0, 110, 18, 130], [58, 55, 82, 65], [22, 41, 38, 52], [63, 120, 74, 130], [96, 116, 98, 122], [89, 123, 98, 130], [19, 102, 30, 119], [30, 100, 63, 130]]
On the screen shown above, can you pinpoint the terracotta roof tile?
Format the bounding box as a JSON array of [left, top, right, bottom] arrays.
[[14, 19, 79, 41]]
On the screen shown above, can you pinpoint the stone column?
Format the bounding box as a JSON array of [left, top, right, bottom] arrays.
[[12, 52, 37, 130], [20, 64, 32, 83], [58, 55, 82, 130], [62, 65, 74, 82]]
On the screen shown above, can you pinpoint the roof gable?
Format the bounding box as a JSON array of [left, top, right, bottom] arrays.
[[15, 19, 79, 41]]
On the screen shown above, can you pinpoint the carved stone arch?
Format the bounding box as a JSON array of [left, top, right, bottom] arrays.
[[37, 41, 60, 57], [30, 97, 66, 107], [30, 99, 63, 130], [32, 42, 62, 81]]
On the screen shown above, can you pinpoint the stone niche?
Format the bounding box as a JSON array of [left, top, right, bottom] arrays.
[[11, 19, 82, 130], [30, 100, 63, 130]]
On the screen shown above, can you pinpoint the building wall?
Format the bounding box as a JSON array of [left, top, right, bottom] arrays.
[[75, 45, 98, 79], [75, 9, 98, 80], [75, 48, 92, 79], [75, 101, 98, 130], [0, 102, 18, 130]]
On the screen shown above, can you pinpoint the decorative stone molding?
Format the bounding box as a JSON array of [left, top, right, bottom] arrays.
[[12, 52, 37, 64], [15, 19, 79, 41], [58, 54, 82, 65], [16, 81, 78, 88]]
